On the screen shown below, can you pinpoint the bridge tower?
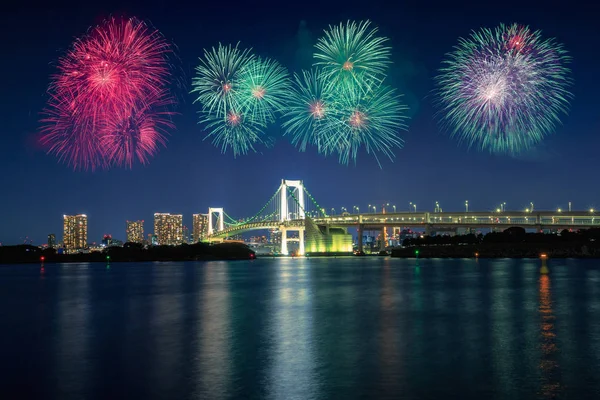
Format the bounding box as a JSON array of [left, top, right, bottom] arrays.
[[207, 207, 224, 236], [278, 179, 306, 256], [279, 179, 305, 222]]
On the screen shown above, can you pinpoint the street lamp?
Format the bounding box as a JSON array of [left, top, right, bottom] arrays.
[[530, 202, 534, 213], [435, 201, 440, 213], [465, 201, 469, 213], [372, 206, 377, 213], [569, 202, 572, 212], [331, 208, 335, 215], [393, 205, 396, 213], [413, 204, 417, 213], [409, 202, 413, 213]]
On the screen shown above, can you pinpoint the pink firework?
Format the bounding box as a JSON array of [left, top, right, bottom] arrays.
[[101, 93, 173, 168], [40, 17, 175, 170]]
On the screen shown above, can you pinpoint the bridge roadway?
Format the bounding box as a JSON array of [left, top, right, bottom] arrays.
[[314, 211, 599, 231], [207, 210, 599, 240]]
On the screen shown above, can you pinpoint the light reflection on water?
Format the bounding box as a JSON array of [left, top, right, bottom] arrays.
[[1, 258, 600, 399]]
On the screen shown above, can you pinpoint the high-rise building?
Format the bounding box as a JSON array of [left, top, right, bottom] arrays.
[[47, 233, 56, 248], [63, 214, 88, 251], [192, 214, 209, 243], [153, 213, 183, 245], [126, 220, 144, 243]]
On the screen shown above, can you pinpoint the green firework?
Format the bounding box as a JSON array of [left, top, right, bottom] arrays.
[[314, 20, 391, 90], [200, 109, 267, 157], [281, 69, 339, 153], [331, 83, 408, 167], [191, 43, 254, 119], [238, 57, 291, 125]]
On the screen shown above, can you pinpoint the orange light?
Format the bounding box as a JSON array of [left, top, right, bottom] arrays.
[[540, 254, 548, 259], [475, 252, 479, 258]]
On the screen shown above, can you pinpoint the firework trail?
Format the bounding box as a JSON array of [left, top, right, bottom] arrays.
[[435, 23, 572, 154], [40, 17, 175, 170]]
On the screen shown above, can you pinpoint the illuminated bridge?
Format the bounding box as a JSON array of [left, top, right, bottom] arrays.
[[206, 179, 599, 255]]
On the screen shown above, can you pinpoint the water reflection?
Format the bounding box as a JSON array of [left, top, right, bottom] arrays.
[[149, 265, 184, 396], [55, 263, 91, 397], [539, 273, 560, 398], [377, 261, 402, 394], [197, 261, 231, 397], [5, 259, 600, 399], [267, 259, 319, 400]]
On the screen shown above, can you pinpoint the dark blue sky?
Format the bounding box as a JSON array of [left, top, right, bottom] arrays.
[[1, 0, 598, 245]]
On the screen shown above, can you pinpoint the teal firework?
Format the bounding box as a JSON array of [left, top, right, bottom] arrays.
[[238, 57, 291, 125], [281, 69, 339, 152], [314, 20, 391, 90], [435, 23, 572, 154], [331, 83, 408, 167], [191, 43, 254, 118], [201, 109, 266, 157]]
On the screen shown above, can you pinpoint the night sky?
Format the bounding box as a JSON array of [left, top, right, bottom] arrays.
[[1, 0, 598, 245]]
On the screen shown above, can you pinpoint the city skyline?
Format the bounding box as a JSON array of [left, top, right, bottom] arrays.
[[30, 200, 599, 248], [1, 1, 599, 244]]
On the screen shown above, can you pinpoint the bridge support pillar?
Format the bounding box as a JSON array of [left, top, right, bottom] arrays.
[[380, 226, 387, 251], [425, 224, 432, 236], [280, 227, 288, 255], [298, 229, 305, 256], [357, 224, 364, 253]]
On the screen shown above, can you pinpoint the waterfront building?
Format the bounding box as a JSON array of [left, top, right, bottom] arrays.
[[192, 214, 209, 243], [126, 220, 144, 243], [102, 234, 112, 246], [153, 213, 183, 245], [63, 214, 88, 251], [47, 233, 56, 248]]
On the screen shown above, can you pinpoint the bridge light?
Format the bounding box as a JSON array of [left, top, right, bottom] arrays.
[[591, 209, 595, 213]]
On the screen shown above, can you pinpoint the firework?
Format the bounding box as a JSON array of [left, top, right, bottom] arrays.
[[237, 57, 291, 125], [191, 43, 254, 118], [40, 17, 175, 170], [435, 23, 572, 154], [314, 20, 391, 90], [101, 93, 173, 168], [330, 83, 408, 166], [200, 109, 267, 157], [282, 69, 339, 152], [40, 92, 107, 170]]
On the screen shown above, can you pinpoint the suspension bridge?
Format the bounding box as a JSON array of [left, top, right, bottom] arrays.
[[204, 178, 600, 255], [205, 179, 352, 255]]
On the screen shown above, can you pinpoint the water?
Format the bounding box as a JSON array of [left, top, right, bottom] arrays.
[[1, 258, 600, 400]]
